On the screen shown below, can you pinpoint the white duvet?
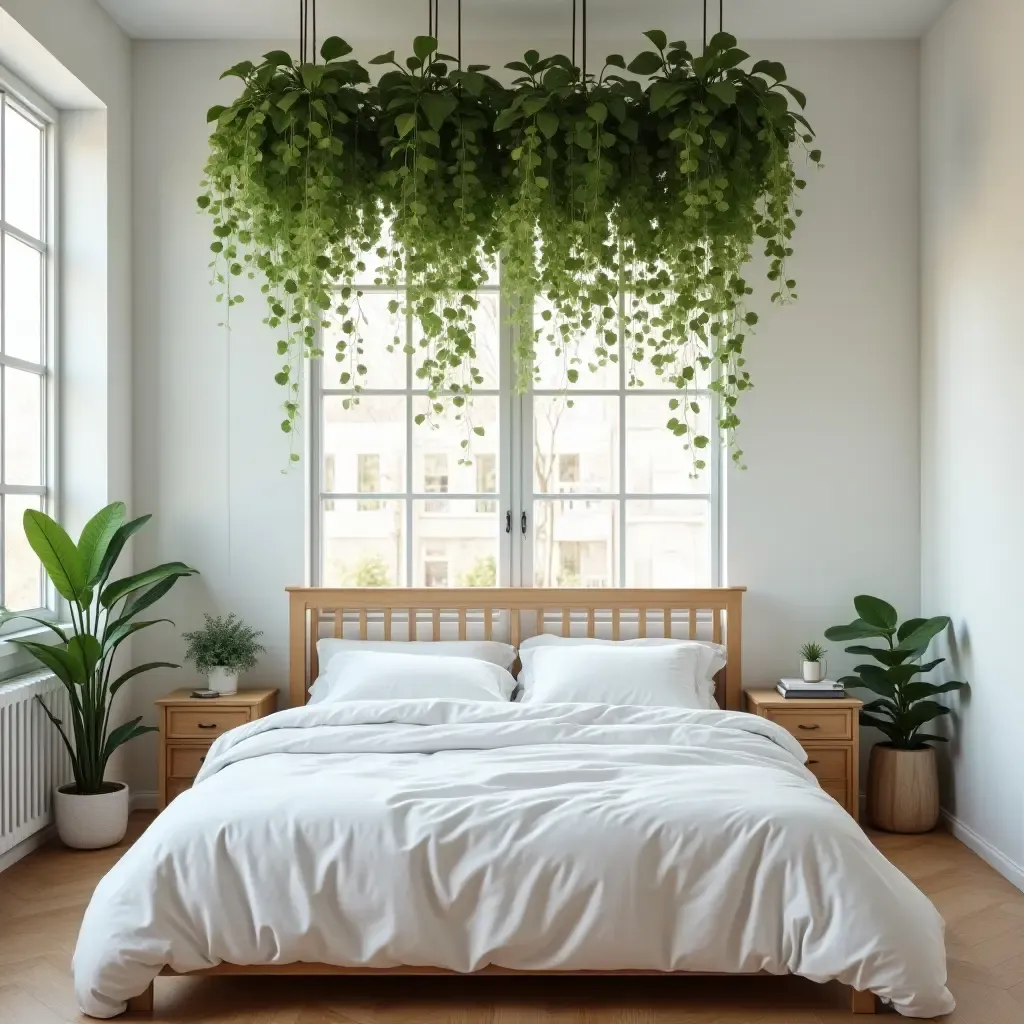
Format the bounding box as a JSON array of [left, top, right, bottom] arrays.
[[72, 701, 954, 1018]]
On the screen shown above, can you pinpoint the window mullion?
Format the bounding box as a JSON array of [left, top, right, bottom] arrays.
[[404, 303, 413, 587]]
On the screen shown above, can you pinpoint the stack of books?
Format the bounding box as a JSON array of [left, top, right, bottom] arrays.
[[776, 678, 846, 699]]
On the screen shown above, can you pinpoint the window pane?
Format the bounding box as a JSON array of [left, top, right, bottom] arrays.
[[532, 498, 618, 587], [322, 498, 405, 586], [625, 501, 711, 586], [323, 395, 405, 494], [533, 297, 619, 390], [4, 366, 42, 485], [3, 235, 42, 362], [413, 291, 501, 390], [412, 499, 499, 587], [623, 295, 713, 390], [533, 396, 618, 495], [413, 396, 498, 495], [4, 493, 42, 611], [625, 395, 710, 494], [323, 292, 406, 390], [4, 104, 43, 239]]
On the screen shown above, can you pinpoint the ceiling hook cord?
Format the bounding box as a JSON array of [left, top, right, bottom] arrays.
[[582, 0, 587, 85], [458, 0, 462, 65], [572, 0, 577, 73]]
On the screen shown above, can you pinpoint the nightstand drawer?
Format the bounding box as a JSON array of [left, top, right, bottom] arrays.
[[166, 707, 249, 739], [166, 778, 192, 803], [768, 708, 852, 741], [167, 745, 210, 779], [803, 746, 849, 782], [821, 781, 848, 807]]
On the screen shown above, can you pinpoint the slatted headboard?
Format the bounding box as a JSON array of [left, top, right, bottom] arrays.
[[287, 587, 745, 710]]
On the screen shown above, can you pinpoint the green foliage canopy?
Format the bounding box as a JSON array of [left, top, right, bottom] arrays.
[[201, 31, 819, 466]]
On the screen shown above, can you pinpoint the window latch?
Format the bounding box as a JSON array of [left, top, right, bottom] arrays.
[[505, 510, 511, 534], [521, 511, 528, 535]]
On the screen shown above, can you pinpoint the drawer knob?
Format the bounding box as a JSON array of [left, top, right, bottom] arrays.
[[798, 724, 820, 731], [200, 756, 206, 763], [198, 723, 218, 729], [807, 759, 820, 765]]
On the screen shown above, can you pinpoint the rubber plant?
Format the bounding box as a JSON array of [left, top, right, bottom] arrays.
[[200, 30, 818, 466], [0, 503, 198, 794], [825, 596, 966, 749]]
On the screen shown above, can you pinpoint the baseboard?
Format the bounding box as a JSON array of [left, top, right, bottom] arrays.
[[942, 808, 1024, 893], [0, 824, 55, 874], [130, 790, 158, 811]]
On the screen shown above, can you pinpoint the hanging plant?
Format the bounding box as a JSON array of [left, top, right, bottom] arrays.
[[199, 22, 818, 465]]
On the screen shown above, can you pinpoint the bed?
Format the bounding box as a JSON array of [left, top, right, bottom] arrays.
[[72, 587, 954, 1018]]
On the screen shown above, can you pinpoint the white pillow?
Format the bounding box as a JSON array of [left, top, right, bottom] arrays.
[[519, 643, 708, 709], [309, 650, 517, 704], [518, 635, 725, 706], [317, 637, 518, 672]]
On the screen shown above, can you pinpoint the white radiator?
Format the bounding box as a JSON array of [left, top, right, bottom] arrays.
[[0, 671, 73, 858]]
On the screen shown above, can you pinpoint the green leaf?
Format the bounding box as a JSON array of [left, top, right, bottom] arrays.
[[102, 716, 158, 764], [122, 575, 182, 621], [536, 110, 559, 139], [103, 618, 174, 657], [66, 634, 102, 681], [22, 510, 87, 603], [93, 515, 152, 591], [395, 112, 417, 138], [894, 616, 950, 653], [643, 29, 668, 51], [420, 93, 457, 132], [413, 35, 437, 62], [904, 701, 951, 730], [627, 51, 663, 76], [206, 104, 227, 123], [853, 595, 898, 630], [220, 60, 255, 80], [781, 84, 807, 109], [277, 91, 302, 112], [101, 562, 197, 610], [261, 50, 294, 68], [78, 502, 126, 588], [707, 81, 737, 105], [369, 51, 396, 65], [649, 81, 681, 113], [823, 620, 889, 642], [896, 617, 926, 643], [109, 662, 179, 698], [8, 639, 79, 686], [586, 102, 608, 124], [751, 59, 787, 82], [0, 611, 68, 643], [320, 36, 353, 62], [493, 106, 521, 132], [604, 54, 627, 69]]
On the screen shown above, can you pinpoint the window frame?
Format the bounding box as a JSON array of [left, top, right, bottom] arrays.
[[0, 67, 57, 628], [309, 277, 722, 590]]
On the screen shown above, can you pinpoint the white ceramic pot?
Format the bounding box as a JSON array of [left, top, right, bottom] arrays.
[[802, 660, 823, 683], [208, 666, 238, 695], [54, 782, 129, 849]]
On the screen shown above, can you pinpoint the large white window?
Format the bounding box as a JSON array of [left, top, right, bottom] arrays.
[[0, 78, 54, 617], [312, 264, 720, 588]]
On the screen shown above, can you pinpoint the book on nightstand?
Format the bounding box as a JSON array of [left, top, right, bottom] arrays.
[[776, 678, 847, 699]]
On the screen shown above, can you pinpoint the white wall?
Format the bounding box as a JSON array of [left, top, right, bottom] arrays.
[[129, 37, 921, 794], [921, 0, 1024, 888]]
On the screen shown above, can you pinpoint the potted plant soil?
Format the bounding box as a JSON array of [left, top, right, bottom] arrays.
[[826, 596, 966, 833], [1, 502, 198, 848]]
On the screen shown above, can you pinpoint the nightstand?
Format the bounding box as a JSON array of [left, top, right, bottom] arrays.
[[745, 689, 863, 820], [155, 688, 277, 809]]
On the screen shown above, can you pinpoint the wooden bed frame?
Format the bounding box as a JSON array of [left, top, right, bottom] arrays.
[[129, 586, 878, 1016]]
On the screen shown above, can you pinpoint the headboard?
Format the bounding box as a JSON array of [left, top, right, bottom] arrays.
[[287, 587, 745, 711]]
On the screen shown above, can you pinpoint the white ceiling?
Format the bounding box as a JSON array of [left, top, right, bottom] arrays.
[[96, 0, 954, 42]]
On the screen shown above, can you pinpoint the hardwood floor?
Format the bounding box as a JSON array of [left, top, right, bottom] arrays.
[[1, 813, 1022, 1022]]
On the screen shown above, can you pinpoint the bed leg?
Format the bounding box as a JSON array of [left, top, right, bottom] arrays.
[[126, 980, 154, 1016], [850, 987, 879, 1014]]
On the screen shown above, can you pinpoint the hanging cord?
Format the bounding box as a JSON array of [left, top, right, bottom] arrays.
[[582, 0, 587, 85], [299, 0, 305, 63], [702, 0, 707, 52], [458, 0, 462, 64], [434, 0, 440, 45], [428, 0, 433, 38], [572, 0, 576, 73], [312, 0, 317, 63], [720, 0, 724, 33]]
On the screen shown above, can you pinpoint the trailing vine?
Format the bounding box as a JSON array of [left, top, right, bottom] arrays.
[[200, 30, 819, 463]]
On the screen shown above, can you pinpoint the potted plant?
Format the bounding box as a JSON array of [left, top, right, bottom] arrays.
[[799, 641, 827, 682], [182, 614, 265, 695], [825, 595, 966, 833], [1, 502, 198, 849]]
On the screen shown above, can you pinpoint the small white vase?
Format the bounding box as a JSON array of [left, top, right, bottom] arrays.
[[802, 660, 824, 683], [54, 782, 129, 849], [207, 666, 239, 695]]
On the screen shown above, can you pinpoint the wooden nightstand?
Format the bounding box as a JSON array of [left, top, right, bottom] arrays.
[[155, 688, 277, 809], [745, 689, 863, 820]]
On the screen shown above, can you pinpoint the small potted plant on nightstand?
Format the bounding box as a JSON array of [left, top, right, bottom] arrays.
[[1, 502, 198, 849], [183, 614, 265, 695], [826, 595, 966, 833], [799, 641, 827, 682]]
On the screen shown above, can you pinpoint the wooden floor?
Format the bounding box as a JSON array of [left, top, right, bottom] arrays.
[[1, 813, 1023, 1023]]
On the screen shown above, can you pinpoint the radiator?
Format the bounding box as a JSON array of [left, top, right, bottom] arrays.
[[0, 671, 73, 858]]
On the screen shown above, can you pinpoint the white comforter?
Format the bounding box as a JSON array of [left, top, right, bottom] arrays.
[[73, 701, 954, 1018]]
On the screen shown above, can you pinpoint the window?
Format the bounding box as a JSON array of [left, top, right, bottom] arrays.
[[0, 81, 53, 618], [356, 454, 381, 512], [313, 258, 720, 588]]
